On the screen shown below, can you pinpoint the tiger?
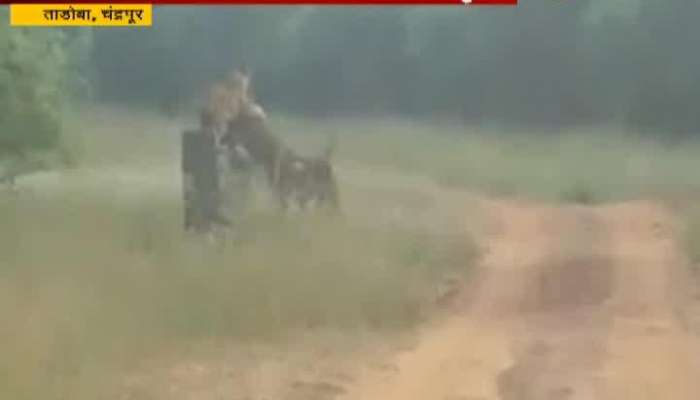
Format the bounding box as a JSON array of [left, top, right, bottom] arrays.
[[200, 83, 233, 139], [200, 67, 258, 143], [195, 68, 265, 229], [200, 67, 268, 179], [220, 106, 340, 213]]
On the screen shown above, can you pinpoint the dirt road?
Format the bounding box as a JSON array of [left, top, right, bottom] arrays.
[[339, 198, 700, 400]]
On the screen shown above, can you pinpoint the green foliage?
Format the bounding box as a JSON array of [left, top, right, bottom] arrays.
[[0, 17, 92, 161], [90, 2, 700, 133]]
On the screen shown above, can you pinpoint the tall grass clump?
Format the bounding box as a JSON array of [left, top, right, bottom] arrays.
[[0, 187, 475, 400]]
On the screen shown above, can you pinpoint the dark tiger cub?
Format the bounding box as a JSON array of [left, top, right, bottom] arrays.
[[220, 110, 340, 212]]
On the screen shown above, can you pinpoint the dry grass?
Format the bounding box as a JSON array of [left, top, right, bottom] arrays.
[[63, 106, 700, 205], [9, 103, 700, 399], [0, 188, 476, 399], [1, 105, 479, 399]]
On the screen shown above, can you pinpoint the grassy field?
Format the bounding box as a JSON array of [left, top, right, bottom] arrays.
[[274, 115, 700, 204], [62, 105, 700, 204], [5, 104, 700, 399], [0, 189, 476, 399], [0, 105, 478, 400]]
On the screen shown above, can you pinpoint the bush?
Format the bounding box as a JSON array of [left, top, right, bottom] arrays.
[[0, 19, 92, 164]]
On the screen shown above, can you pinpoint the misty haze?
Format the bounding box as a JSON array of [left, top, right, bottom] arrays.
[[2, 2, 700, 399]]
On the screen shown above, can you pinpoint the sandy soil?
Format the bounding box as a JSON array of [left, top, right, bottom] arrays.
[[339, 197, 700, 400]]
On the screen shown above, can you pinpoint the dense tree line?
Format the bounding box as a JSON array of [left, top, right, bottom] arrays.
[[5, 0, 700, 144]]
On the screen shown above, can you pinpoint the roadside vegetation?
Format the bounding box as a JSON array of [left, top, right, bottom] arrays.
[[0, 106, 478, 400]]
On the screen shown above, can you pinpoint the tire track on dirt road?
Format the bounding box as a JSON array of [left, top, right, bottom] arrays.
[[341, 198, 700, 400], [340, 199, 601, 400], [600, 201, 700, 400], [496, 204, 614, 400]]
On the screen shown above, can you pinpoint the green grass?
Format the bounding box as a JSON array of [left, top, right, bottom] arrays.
[[2, 106, 482, 400], [61, 104, 181, 168], [16, 104, 696, 399], [270, 115, 700, 203], [63, 105, 700, 205], [0, 185, 476, 400]]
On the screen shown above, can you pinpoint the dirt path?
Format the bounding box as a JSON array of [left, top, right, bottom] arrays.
[[600, 202, 700, 400], [340, 199, 700, 400], [340, 199, 548, 400]]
